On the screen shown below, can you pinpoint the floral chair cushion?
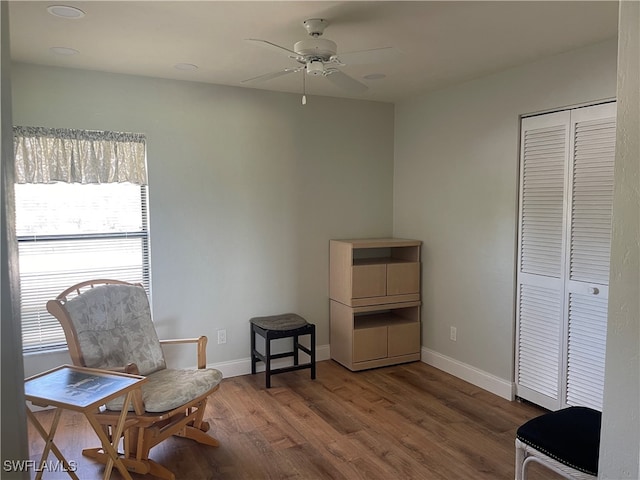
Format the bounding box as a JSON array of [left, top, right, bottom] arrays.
[[64, 284, 166, 375], [106, 367, 224, 412]]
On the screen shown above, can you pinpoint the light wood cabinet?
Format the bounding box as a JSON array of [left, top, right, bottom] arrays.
[[329, 238, 422, 371]]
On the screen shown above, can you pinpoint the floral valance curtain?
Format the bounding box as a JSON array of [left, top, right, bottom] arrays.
[[13, 126, 147, 185]]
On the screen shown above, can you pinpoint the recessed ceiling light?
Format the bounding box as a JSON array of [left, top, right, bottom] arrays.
[[47, 5, 86, 19], [363, 73, 386, 81], [49, 46, 79, 56], [174, 63, 199, 71]]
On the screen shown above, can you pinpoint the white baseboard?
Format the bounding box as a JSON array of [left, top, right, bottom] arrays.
[[217, 345, 515, 402], [217, 345, 516, 401], [209, 344, 331, 379], [421, 347, 515, 401]]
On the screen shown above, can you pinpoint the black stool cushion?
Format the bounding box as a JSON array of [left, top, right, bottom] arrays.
[[250, 313, 308, 331], [516, 406, 601, 475]]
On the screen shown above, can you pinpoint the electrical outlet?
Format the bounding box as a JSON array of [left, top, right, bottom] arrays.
[[450, 326, 457, 342], [217, 329, 227, 345]]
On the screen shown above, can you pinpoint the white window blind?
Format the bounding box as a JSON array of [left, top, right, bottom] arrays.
[[13, 127, 150, 352], [16, 183, 150, 351]]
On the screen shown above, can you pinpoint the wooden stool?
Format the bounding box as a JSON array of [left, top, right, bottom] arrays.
[[250, 313, 316, 388], [515, 406, 601, 480]]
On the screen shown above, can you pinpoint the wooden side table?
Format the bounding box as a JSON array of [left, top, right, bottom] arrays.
[[24, 365, 147, 480]]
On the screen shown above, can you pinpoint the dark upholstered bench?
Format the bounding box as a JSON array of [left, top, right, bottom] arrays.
[[250, 313, 316, 388], [515, 406, 601, 480]]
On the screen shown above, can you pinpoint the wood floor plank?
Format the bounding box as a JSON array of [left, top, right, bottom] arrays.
[[27, 361, 565, 479]]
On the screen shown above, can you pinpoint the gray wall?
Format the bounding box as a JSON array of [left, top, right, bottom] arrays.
[[12, 64, 395, 375], [393, 39, 618, 382], [599, 1, 640, 477]]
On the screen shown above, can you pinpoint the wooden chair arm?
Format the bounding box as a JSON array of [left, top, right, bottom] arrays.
[[160, 336, 208, 369], [99, 363, 140, 375], [124, 363, 140, 375], [160, 338, 201, 345]]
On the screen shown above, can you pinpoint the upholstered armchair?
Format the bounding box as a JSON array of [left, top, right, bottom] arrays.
[[47, 279, 223, 480]]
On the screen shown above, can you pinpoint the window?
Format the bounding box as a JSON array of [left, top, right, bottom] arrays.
[[13, 127, 149, 352]]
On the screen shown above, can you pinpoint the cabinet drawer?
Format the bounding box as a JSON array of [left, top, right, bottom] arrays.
[[388, 322, 421, 357], [353, 326, 388, 362], [387, 262, 420, 295], [352, 264, 386, 298]]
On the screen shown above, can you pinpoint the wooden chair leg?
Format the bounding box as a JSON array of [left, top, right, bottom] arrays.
[[180, 426, 220, 447], [176, 401, 219, 446], [147, 461, 177, 480]]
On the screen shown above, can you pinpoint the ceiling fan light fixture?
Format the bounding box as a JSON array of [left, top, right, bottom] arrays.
[[294, 38, 337, 59], [306, 61, 324, 76]]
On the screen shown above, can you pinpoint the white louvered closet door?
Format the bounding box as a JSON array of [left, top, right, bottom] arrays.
[[564, 103, 616, 411], [516, 111, 571, 411], [515, 102, 616, 412]]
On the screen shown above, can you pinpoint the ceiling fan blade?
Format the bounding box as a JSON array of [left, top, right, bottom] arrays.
[[245, 39, 302, 60], [241, 69, 297, 84], [332, 47, 400, 66], [324, 70, 368, 93]]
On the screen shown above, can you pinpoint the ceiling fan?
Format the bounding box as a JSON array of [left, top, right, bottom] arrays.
[[242, 18, 398, 101]]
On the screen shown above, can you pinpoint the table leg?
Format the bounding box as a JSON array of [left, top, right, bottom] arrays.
[[84, 391, 135, 480], [26, 407, 80, 480]]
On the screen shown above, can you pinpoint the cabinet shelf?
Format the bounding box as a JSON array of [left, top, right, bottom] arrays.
[[329, 238, 422, 371], [353, 257, 416, 266], [330, 239, 421, 307], [354, 312, 419, 330]]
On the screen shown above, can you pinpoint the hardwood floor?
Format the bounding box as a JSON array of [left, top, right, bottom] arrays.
[[27, 360, 563, 479]]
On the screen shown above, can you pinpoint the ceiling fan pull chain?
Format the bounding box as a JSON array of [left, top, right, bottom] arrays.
[[302, 68, 307, 105]]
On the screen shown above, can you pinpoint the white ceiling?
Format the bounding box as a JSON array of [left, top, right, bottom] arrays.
[[8, 1, 619, 103]]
